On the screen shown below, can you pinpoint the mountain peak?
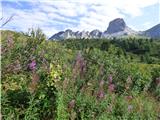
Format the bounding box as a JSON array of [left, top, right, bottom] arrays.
[[106, 18, 126, 34], [65, 29, 72, 32]]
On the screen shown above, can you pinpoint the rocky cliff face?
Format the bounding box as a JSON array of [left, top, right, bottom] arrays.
[[49, 18, 160, 40], [102, 18, 137, 38], [105, 18, 126, 34], [90, 29, 102, 38]]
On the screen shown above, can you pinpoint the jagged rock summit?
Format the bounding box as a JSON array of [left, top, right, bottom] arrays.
[[102, 18, 137, 38], [49, 18, 160, 40], [106, 18, 126, 34]]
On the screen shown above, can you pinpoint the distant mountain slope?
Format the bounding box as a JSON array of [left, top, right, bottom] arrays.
[[49, 18, 160, 40], [143, 24, 160, 39]]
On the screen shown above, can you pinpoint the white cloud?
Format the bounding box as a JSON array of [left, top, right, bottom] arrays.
[[1, 0, 159, 37]]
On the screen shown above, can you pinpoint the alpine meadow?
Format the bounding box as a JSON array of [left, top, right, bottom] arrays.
[[1, 0, 160, 120]]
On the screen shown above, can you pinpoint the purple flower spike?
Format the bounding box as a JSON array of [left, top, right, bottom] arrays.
[[29, 60, 36, 71], [97, 90, 105, 99], [108, 83, 115, 93]]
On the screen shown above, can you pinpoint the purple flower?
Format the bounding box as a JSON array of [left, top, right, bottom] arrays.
[[68, 99, 75, 111], [108, 83, 115, 93], [108, 74, 113, 84], [31, 48, 35, 52], [29, 60, 36, 71], [73, 52, 86, 79], [97, 90, 105, 99], [126, 95, 133, 101]]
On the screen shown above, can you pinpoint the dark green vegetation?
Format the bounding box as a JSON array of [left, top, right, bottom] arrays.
[[1, 29, 160, 120]]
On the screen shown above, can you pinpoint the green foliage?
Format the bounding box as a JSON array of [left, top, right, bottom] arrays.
[[56, 91, 68, 120], [1, 29, 160, 120]]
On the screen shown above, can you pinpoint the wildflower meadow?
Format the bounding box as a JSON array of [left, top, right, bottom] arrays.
[[1, 29, 160, 120]]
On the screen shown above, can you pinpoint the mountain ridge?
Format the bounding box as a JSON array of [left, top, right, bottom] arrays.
[[49, 18, 160, 40]]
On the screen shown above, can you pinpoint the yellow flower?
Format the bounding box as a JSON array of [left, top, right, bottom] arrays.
[[48, 63, 62, 88]]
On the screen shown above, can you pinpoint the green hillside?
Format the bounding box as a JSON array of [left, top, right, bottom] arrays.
[[1, 29, 160, 120]]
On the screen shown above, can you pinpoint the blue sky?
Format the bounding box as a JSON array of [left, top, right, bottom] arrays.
[[1, 0, 160, 37]]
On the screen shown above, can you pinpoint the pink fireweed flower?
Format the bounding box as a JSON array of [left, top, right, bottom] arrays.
[[31, 48, 36, 52], [97, 90, 105, 99], [68, 99, 75, 111], [126, 95, 133, 101], [108, 83, 115, 93], [73, 52, 86, 79], [28, 60, 36, 71]]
